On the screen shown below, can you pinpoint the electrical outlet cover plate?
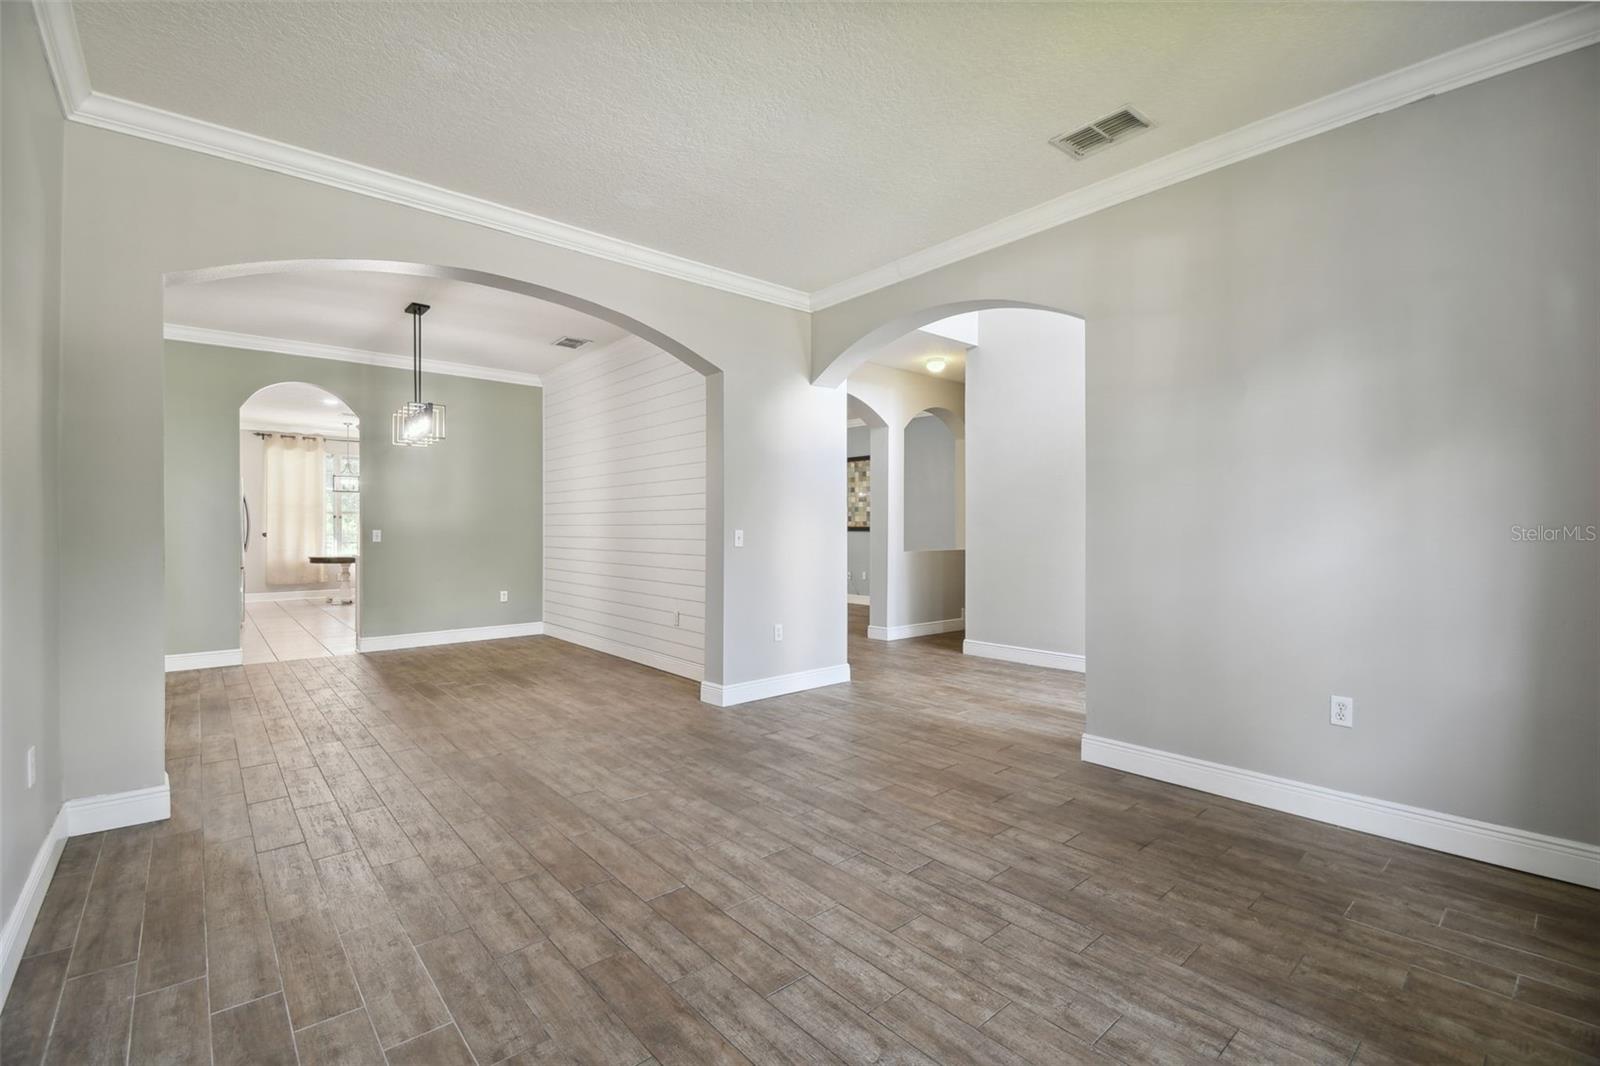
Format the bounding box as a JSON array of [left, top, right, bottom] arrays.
[[1330, 695, 1354, 728]]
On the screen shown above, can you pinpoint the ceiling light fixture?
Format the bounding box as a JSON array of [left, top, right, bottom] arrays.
[[322, 396, 340, 406], [925, 358, 947, 374], [392, 302, 446, 447]]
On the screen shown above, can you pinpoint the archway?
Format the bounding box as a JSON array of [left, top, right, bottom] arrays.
[[166, 259, 722, 377], [237, 382, 362, 664], [829, 304, 1087, 691], [813, 299, 1076, 387], [844, 393, 890, 642], [162, 258, 726, 684]]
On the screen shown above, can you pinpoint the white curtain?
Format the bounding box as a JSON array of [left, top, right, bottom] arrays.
[[264, 434, 325, 585]]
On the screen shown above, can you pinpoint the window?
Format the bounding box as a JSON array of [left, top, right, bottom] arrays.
[[323, 446, 360, 555]]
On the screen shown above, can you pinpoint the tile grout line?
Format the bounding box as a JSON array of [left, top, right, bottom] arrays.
[[36, 833, 105, 1061]]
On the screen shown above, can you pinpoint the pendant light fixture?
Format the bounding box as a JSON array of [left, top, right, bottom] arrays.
[[392, 301, 446, 446]]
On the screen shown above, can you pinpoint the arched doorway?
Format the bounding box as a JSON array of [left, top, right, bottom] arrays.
[[844, 393, 889, 645], [237, 382, 362, 663], [162, 258, 725, 682], [827, 304, 1087, 698]]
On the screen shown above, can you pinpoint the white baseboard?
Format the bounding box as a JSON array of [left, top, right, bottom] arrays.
[[165, 648, 244, 672], [846, 595, 870, 606], [246, 589, 336, 603], [867, 617, 965, 641], [701, 664, 851, 708], [543, 623, 703, 682], [1081, 735, 1600, 889], [963, 639, 1085, 673], [359, 621, 544, 652], [0, 808, 67, 1009], [64, 773, 172, 836], [2, 775, 174, 1005]]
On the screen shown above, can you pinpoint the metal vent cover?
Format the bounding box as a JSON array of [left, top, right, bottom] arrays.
[[552, 336, 592, 349], [1050, 107, 1152, 160]]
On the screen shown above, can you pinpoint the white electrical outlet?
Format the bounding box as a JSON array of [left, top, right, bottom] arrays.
[[26, 746, 37, 789], [499, 590, 509, 603], [773, 623, 783, 642], [734, 529, 745, 548], [371, 529, 382, 543], [1330, 695, 1354, 728]]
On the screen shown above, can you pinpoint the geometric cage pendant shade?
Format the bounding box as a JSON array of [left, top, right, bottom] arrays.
[[393, 301, 446, 446], [392, 400, 445, 447]]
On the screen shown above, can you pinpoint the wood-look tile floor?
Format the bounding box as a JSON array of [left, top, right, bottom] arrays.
[[5, 605, 1599, 1065]]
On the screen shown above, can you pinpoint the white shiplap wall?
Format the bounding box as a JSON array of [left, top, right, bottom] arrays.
[[542, 336, 707, 680]]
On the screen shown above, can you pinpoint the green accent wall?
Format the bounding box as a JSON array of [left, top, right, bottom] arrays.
[[165, 340, 542, 653]]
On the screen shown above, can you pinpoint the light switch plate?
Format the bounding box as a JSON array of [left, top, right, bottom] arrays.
[[371, 529, 382, 543]]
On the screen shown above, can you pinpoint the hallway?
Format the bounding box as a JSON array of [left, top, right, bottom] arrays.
[[2, 624, 1593, 1065]]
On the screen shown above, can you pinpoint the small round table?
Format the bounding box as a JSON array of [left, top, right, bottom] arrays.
[[308, 555, 357, 605]]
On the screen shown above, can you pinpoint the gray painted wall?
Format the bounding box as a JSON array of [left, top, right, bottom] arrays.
[[57, 119, 833, 801], [166, 341, 542, 654], [814, 49, 1600, 844], [1, 0, 65, 942], [965, 309, 1086, 658], [543, 336, 707, 680], [847, 425, 870, 598], [904, 415, 959, 551]]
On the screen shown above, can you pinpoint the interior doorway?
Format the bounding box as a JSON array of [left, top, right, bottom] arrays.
[[239, 382, 361, 662]]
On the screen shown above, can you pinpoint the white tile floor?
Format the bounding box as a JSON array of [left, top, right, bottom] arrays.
[[241, 597, 356, 663]]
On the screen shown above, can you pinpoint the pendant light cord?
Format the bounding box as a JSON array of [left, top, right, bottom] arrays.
[[412, 309, 422, 405]]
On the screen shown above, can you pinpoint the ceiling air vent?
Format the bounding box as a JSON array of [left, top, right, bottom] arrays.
[[552, 336, 592, 349], [1050, 107, 1152, 160]]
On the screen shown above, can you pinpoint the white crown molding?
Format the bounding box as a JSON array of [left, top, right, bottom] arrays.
[[1081, 735, 1600, 889], [358, 621, 544, 653], [810, 5, 1600, 310], [32, 8, 808, 313], [701, 663, 851, 707], [36, 2, 1599, 315], [165, 324, 545, 388], [32, 0, 90, 115], [164, 648, 244, 672], [963, 639, 1085, 673]]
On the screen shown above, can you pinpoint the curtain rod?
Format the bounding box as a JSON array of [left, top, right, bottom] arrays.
[[250, 431, 359, 442]]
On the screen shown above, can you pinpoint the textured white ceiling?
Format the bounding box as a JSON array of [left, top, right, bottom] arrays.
[[80, 3, 1564, 291], [165, 268, 629, 378]]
